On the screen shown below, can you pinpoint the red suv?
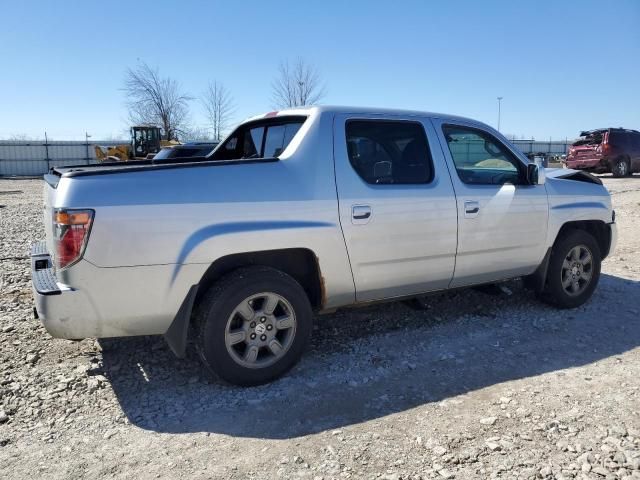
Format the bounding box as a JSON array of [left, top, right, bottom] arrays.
[[566, 128, 640, 177]]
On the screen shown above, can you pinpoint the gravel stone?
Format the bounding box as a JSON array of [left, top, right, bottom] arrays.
[[479, 416, 497, 426], [0, 176, 638, 479]]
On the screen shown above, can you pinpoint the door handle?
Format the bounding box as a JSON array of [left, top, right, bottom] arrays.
[[464, 200, 480, 217], [352, 205, 372, 224]]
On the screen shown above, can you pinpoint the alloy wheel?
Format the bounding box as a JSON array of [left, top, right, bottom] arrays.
[[224, 292, 297, 369], [561, 245, 593, 296]]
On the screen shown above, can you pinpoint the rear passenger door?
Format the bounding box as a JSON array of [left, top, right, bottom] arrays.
[[333, 114, 458, 302]]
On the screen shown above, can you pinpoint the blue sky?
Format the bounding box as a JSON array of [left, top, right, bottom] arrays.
[[1, 0, 638, 140]]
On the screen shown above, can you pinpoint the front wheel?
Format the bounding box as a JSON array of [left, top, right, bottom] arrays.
[[195, 266, 312, 386], [538, 230, 601, 309]]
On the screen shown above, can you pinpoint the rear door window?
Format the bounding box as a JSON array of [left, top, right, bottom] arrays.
[[345, 120, 433, 184]]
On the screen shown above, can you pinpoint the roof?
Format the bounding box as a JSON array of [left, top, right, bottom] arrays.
[[244, 105, 485, 127], [580, 128, 640, 136]]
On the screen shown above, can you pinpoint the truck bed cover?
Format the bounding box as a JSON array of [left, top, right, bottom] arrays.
[[51, 156, 278, 179]]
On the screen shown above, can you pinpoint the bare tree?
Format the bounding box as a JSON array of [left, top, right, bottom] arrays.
[[181, 125, 215, 142], [8, 133, 37, 141], [201, 82, 235, 142], [271, 57, 326, 109], [122, 62, 192, 141]]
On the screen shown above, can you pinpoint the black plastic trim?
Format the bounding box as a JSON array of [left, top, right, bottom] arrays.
[[31, 240, 48, 257], [164, 285, 198, 358], [32, 265, 61, 296], [31, 242, 61, 296], [523, 247, 552, 293], [44, 173, 60, 189]]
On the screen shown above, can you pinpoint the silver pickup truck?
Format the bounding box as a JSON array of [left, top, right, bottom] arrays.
[[32, 106, 617, 385]]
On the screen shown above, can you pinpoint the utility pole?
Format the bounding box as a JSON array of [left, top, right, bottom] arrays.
[[497, 97, 503, 131]]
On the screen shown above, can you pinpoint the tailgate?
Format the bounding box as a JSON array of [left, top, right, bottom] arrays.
[[568, 144, 600, 159]]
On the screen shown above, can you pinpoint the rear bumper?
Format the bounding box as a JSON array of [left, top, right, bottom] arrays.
[[31, 241, 205, 340], [565, 156, 606, 170], [31, 241, 96, 339]]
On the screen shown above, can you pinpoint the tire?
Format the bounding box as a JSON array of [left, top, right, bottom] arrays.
[[611, 157, 630, 178], [538, 229, 601, 309], [195, 266, 312, 386]]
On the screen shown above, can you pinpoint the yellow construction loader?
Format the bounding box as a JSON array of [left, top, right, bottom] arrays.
[[94, 126, 177, 162]]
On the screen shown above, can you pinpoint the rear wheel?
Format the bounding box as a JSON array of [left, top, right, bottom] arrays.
[[195, 266, 312, 386], [612, 157, 630, 177], [538, 230, 601, 309]]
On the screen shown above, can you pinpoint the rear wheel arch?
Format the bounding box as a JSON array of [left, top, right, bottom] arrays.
[[195, 265, 313, 385], [193, 248, 324, 313], [164, 248, 323, 359]]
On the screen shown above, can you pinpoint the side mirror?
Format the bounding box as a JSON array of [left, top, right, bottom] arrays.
[[527, 162, 546, 185]]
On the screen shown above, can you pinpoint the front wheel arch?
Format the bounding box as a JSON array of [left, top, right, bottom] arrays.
[[537, 229, 602, 309], [525, 220, 611, 293], [553, 220, 612, 260]]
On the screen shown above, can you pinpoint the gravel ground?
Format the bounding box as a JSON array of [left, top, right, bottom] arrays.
[[1, 176, 639, 480]]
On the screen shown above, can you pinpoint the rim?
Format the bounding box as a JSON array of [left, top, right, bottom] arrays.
[[224, 292, 297, 369], [616, 160, 628, 175], [561, 244, 593, 296]]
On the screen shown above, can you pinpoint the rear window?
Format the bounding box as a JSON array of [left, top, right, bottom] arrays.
[[153, 145, 217, 160], [572, 131, 604, 146], [211, 116, 305, 161], [152, 148, 174, 160]]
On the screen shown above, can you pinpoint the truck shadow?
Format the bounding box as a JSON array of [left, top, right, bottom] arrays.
[[98, 273, 640, 439]]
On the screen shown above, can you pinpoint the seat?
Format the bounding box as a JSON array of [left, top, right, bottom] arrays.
[[394, 139, 429, 183]]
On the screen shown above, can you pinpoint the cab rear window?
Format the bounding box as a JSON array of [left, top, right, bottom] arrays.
[[211, 116, 306, 161]]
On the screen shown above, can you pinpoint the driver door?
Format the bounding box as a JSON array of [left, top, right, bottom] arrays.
[[431, 119, 549, 287]]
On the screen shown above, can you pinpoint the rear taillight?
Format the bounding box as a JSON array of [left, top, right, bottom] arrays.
[[53, 209, 94, 269], [601, 132, 611, 155]]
